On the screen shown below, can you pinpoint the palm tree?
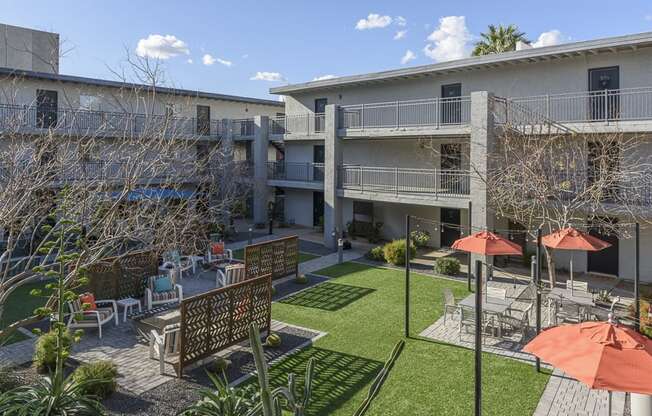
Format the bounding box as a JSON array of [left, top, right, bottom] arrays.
[[472, 24, 528, 56]]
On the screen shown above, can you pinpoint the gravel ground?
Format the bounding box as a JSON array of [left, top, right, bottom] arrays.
[[103, 325, 320, 416]]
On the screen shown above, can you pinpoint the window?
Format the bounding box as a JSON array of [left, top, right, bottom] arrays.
[[79, 95, 101, 111]]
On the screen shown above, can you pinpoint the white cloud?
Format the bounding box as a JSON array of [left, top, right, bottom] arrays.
[[423, 16, 471, 62], [250, 71, 285, 82], [135, 34, 190, 59], [394, 30, 407, 40], [396, 16, 407, 27], [217, 58, 233, 67], [186, 58, 193, 64], [313, 74, 337, 81], [532, 30, 564, 48], [401, 49, 416, 65], [646, 14, 652, 21], [202, 54, 217, 65], [355, 13, 392, 30]]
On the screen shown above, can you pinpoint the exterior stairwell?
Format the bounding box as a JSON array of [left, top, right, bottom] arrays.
[[491, 96, 576, 136]]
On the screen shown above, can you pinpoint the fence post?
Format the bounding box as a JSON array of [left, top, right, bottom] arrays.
[[395, 167, 399, 195], [396, 101, 400, 128], [361, 104, 365, 130], [360, 166, 364, 192], [546, 94, 551, 120], [436, 98, 440, 129], [604, 89, 609, 122], [474, 259, 483, 416]]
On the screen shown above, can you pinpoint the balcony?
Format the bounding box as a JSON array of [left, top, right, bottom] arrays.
[[0, 104, 227, 139], [270, 113, 326, 140], [231, 118, 255, 140], [338, 165, 470, 206], [504, 87, 652, 132], [339, 97, 471, 138], [267, 161, 324, 190]]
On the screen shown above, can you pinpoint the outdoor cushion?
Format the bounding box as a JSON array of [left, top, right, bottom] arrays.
[[79, 293, 97, 310], [154, 276, 174, 293], [211, 242, 225, 255]]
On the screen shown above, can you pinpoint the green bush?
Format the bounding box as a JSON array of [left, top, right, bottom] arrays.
[[434, 258, 461, 275], [72, 360, 118, 399], [382, 239, 416, 266], [365, 246, 385, 262], [34, 330, 73, 372], [295, 275, 309, 284], [410, 230, 431, 248]]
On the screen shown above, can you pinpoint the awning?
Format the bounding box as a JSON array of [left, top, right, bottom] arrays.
[[111, 188, 196, 201]]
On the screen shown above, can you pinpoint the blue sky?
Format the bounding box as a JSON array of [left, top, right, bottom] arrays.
[[4, 0, 652, 100]]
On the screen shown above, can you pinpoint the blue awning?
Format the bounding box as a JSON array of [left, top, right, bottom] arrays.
[[111, 188, 196, 201]]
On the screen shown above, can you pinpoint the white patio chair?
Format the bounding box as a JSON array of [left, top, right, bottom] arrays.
[[565, 280, 589, 292], [145, 275, 183, 310], [205, 242, 233, 266], [163, 250, 195, 278], [487, 287, 507, 300], [443, 288, 459, 324], [216, 263, 247, 288], [66, 297, 118, 339], [149, 323, 181, 375]]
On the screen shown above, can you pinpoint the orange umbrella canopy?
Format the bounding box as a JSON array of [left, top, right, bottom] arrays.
[[523, 321, 652, 395], [541, 227, 612, 251], [451, 231, 522, 256]]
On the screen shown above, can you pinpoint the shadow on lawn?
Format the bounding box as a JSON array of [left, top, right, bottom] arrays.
[[263, 347, 383, 416], [278, 282, 375, 311]]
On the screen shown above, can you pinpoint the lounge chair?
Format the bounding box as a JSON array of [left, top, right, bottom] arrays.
[[216, 263, 247, 288], [163, 250, 195, 278], [205, 242, 233, 267], [145, 275, 183, 310], [149, 323, 181, 375], [66, 295, 118, 339]]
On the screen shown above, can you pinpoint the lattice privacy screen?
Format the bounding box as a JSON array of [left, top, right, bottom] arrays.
[[244, 235, 299, 280]]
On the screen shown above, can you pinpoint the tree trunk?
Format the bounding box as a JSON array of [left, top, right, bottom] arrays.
[[543, 245, 556, 288]]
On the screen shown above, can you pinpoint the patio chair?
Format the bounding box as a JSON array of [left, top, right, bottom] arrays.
[[554, 300, 583, 324], [145, 275, 183, 310], [149, 323, 181, 375], [216, 263, 247, 288], [498, 303, 533, 339], [487, 287, 507, 300], [565, 280, 589, 292], [459, 306, 493, 342], [205, 242, 233, 266], [66, 295, 118, 339], [163, 250, 195, 278], [443, 288, 459, 325]]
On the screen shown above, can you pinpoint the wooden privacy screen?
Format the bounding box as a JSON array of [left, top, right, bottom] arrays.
[[177, 273, 272, 376], [244, 235, 299, 280], [86, 250, 158, 300]]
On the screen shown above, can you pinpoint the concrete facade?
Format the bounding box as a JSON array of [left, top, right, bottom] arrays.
[[0, 24, 59, 74]]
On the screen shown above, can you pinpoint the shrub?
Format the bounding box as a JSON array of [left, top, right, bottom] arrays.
[[72, 360, 117, 399], [0, 372, 22, 394], [382, 239, 416, 266], [434, 258, 461, 275], [34, 330, 73, 372], [410, 230, 431, 248], [365, 246, 385, 262], [295, 275, 309, 284]]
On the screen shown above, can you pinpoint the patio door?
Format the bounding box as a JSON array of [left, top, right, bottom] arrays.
[[196, 105, 211, 135], [588, 67, 619, 121], [313, 192, 324, 227], [314, 98, 327, 132], [36, 89, 58, 128], [441, 83, 462, 124], [313, 145, 325, 182], [441, 143, 462, 193], [440, 208, 460, 247], [587, 219, 619, 276]]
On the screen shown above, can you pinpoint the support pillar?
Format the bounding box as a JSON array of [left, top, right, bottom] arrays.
[[469, 91, 496, 275], [323, 104, 342, 249], [253, 116, 270, 225]]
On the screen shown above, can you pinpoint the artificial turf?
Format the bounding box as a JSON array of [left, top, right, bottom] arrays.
[[231, 249, 319, 264], [0, 280, 51, 345], [263, 262, 550, 416]]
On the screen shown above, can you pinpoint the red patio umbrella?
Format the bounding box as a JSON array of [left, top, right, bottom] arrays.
[[451, 231, 523, 256], [524, 318, 652, 415], [542, 227, 612, 295]]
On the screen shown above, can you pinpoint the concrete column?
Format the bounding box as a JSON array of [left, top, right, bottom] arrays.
[[469, 91, 496, 269], [323, 104, 342, 249], [253, 116, 270, 225]]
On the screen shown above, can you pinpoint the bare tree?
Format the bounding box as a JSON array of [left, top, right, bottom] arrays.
[[0, 56, 250, 340]]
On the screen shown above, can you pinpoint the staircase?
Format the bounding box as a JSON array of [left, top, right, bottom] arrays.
[[492, 96, 576, 136]]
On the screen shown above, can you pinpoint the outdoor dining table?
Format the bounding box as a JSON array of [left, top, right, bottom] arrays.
[[459, 293, 513, 315], [134, 309, 181, 335], [546, 287, 595, 326]]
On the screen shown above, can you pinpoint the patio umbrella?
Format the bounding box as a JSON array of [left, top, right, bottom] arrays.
[[523, 317, 652, 415], [451, 231, 523, 256], [542, 227, 611, 295]]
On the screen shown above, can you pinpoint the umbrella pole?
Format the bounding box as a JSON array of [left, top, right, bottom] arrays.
[[608, 391, 612, 416]]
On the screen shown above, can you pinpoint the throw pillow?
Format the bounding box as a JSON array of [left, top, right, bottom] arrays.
[[154, 275, 174, 293]]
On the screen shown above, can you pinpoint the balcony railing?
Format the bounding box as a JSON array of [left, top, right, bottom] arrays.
[[0, 104, 227, 138], [339, 165, 470, 196], [270, 113, 326, 138], [339, 97, 471, 130], [508, 87, 652, 124], [267, 161, 324, 182], [233, 160, 254, 177]]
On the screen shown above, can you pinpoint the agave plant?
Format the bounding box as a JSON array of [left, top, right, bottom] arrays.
[[0, 373, 105, 415], [179, 371, 259, 416]]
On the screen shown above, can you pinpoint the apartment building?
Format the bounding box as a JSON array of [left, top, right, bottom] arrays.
[[257, 31, 652, 283]]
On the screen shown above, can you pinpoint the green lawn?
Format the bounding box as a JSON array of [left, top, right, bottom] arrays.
[[0, 280, 51, 345], [231, 249, 319, 264], [262, 262, 549, 416]]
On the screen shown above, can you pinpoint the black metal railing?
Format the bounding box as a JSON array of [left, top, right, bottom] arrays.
[[267, 161, 325, 182]]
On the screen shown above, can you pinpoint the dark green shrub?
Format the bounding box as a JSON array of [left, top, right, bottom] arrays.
[[410, 230, 431, 248], [295, 275, 309, 284], [365, 246, 385, 262], [382, 239, 416, 266], [434, 258, 461, 275], [72, 360, 117, 399], [34, 330, 73, 372]]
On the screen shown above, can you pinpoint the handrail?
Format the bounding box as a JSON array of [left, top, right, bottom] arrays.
[[267, 161, 324, 182]]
